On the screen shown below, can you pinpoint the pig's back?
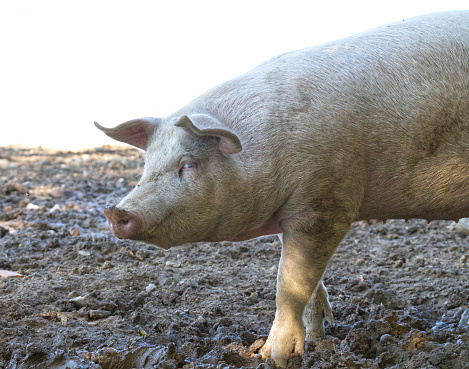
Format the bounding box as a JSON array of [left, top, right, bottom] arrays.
[[189, 11, 469, 221]]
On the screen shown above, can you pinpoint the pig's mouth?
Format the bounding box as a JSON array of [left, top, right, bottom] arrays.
[[132, 210, 175, 249], [104, 206, 175, 249]]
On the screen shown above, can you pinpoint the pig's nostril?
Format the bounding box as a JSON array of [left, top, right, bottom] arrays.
[[104, 206, 142, 239]]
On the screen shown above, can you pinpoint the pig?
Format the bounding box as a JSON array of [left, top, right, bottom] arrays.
[[95, 11, 469, 367]]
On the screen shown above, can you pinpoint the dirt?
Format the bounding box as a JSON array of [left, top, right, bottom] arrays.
[[0, 146, 468, 369]]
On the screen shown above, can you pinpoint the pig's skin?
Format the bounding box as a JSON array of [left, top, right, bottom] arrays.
[[96, 11, 469, 367]]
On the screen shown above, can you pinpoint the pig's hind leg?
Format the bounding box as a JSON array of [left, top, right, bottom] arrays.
[[303, 280, 334, 341]]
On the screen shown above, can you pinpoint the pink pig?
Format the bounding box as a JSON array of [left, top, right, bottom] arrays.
[[96, 11, 469, 366]]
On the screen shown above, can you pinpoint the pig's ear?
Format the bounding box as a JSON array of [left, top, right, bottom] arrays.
[[174, 114, 242, 154], [94, 118, 157, 150]]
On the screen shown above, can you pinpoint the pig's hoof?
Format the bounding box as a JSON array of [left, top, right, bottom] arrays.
[[260, 319, 304, 368]]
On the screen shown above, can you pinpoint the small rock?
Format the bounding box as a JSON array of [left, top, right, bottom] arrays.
[[146, 283, 157, 293], [49, 187, 64, 198], [102, 261, 114, 269], [315, 337, 341, 352], [116, 178, 125, 188], [69, 294, 90, 308], [404, 330, 428, 351], [67, 291, 79, 299], [412, 257, 425, 268], [458, 309, 469, 329], [393, 259, 404, 268], [387, 233, 399, 240], [136, 248, 149, 260], [26, 342, 46, 355], [197, 315, 207, 325], [107, 158, 129, 170], [165, 261, 182, 268], [78, 265, 91, 275], [101, 301, 118, 312], [214, 317, 232, 329], [134, 291, 148, 305], [448, 245, 459, 252], [49, 204, 61, 213], [89, 310, 111, 319], [25, 203, 40, 210], [69, 228, 80, 237], [4, 181, 27, 194], [0, 159, 10, 170], [449, 218, 469, 235], [379, 334, 397, 345]]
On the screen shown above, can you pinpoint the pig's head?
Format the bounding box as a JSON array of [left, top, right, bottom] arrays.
[[95, 114, 246, 249]]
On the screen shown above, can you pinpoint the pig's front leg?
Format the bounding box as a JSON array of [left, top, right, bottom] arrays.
[[261, 222, 350, 367], [276, 234, 334, 341]]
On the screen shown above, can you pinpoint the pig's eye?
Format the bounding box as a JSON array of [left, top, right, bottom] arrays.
[[178, 162, 197, 177]]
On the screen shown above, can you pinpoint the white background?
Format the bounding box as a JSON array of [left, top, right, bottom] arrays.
[[0, 0, 467, 149]]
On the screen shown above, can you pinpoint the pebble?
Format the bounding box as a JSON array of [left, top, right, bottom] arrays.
[[72, 265, 91, 275], [67, 291, 79, 299], [78, 265, 91, 274], [101, 301, 118, 312], [379, 334, 397, 345], [69, 294, 90, 308], [49, 204, 61, 213], [49, 187, 64, 198], [0, 226, 8, 238], [136, 249, 149, 260], [26, 203, 40, 210], [102, 261, 114, 269], [4, 181, 27, 194], [165, 261, 182, 268], [197, 315, 207, 325], [89, 310, 111, 319], [449, 218, 469, 235], [146, 283, 157, 293], [0, 159, 10, 170], [26, 342, 46, 355], [107, 158, 129, 170], [69, 229, 80, 237], [214, 317, 233, 329], [458, 309, 469, 329]]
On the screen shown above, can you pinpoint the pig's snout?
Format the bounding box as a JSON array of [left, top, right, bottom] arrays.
[[104, 206, 142, 239]]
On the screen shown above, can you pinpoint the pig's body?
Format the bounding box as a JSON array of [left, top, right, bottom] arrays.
[[96, 11, 469, 367], [172, 12, 469, 226]]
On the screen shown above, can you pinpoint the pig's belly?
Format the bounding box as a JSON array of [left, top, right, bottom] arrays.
[[357, 155, 469, 221]]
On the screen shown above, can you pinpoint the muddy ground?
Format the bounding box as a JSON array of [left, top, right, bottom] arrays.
[[0, 146, 468, 369]]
